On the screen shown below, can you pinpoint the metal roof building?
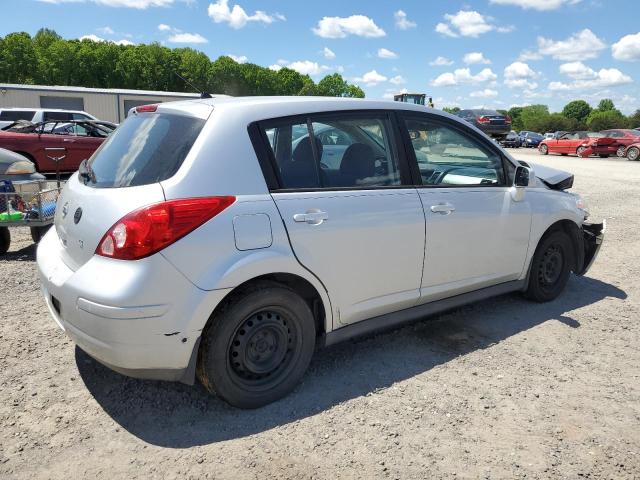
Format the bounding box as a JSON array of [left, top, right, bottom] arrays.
[[0, 84, 201, 123]]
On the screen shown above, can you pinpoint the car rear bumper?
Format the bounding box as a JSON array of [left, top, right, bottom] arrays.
[[479, 125, 510, 136], [577, 220, 605, 275], [36, 228, 231, 383]]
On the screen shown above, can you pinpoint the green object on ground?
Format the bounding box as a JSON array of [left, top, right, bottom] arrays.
[[0, 211, 23, 221]]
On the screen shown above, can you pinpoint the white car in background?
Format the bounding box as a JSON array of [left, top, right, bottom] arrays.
[[0, 108, 98, 130], [37, 97, 604, 408]]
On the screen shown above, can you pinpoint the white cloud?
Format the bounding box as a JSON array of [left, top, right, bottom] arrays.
[[382, 87, 408, 100], [469, 89, 498, 98], [227, 54, 248, 63], [272, 60, 336, 76], [354, 70, 388, 86], [431, 68, 497, 87], [429, 56, 454, 66], [322, 47, 336, 59], [97, 26, 115, 34], [79, 34, 134, 45], [550, 64, 633, 90], [313, 15, 385, 39], [389, 75, 406, 85], [612, 32, 640, 62], [504, 61, 539, 89], [168, 32, 208, 43], [489, 0, 581, 10], [207, 0, 284, 29], [158, 23, 172, 31], [394, 10, 416, 30], [517, 49, 543, 61], [537, 29, 606, 61], [377, 48, 398, 59], [463, 52, 491, 64], [435, 10, 508, 38]]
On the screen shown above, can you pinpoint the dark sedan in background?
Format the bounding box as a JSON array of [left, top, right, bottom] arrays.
[[456, 109, 511, 139], [499, 131, 522, 148], [520, 131, 544, 148]]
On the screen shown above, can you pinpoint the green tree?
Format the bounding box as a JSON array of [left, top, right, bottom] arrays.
[[627, 109, 640, 129], [587, 110, 628, 130], [0, 32, 38, 83], [507, 106, 524, 131], [519, 104, 550, 132], [597, 99, 615, 112], [442, 106, 460, 114], [562, 100, 591, 125]]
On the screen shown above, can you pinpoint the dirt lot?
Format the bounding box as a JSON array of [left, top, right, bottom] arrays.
[[1, 148, 638, 479]]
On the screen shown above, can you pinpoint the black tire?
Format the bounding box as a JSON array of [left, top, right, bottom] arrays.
[[539, 144, 549, 155], [0, 227, 10, 255], [525, 230, 574, 303], [30, 225, 51, 243], [627, 146, 640, 161], [197, 282, 316, 408]]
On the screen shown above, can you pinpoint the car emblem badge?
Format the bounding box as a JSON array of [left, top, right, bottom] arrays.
[[62, 202, 69, 218], [73, 207, 83, 224]]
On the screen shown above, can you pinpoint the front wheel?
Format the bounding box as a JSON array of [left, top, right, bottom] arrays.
[[525, 230, 573, 303], [616, 145, 626, 157], [0, 227, 10, 255], [539, 144, 549, 155], [627, 146, 640, 161], [576, 146, 587, 156], [197, 282, 316, 408]]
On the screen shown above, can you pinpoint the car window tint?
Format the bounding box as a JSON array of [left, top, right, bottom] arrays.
[[44, 112, 73, 121], [404, 118, 505, 186], [261, 116, 401, 189], [0, 110, 36, 122], [311, 117, 400, 188]]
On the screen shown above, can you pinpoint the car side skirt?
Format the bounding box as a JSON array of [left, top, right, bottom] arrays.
[[323, 280, 526, 347]]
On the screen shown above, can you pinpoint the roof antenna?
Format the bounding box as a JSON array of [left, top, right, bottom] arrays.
[[173, 71, 212, 99]]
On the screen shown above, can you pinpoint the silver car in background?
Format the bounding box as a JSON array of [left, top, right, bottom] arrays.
[[37, 97, 604, 408]]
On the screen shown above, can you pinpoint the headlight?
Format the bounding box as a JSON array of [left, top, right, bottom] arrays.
[[5, 160, 36, 175], [574, 194, 590, 218]]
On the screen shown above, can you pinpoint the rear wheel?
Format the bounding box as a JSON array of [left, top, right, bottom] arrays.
[[0, 227, 10, 255], [525, 230, 573, 303], [539, 144, 549, 155], [616, 145, 626, 157], [197, 282, 316, 408], [30, 225, 51, 243], [627, 146, 640, 161]]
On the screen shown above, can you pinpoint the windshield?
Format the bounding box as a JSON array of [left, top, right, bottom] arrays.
[[86, 112, 204, 188]]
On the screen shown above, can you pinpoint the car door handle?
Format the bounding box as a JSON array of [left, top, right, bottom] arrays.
[[430, 203, 455, 215], [293, 210, 329, 225], [63, 138, 75, 143]]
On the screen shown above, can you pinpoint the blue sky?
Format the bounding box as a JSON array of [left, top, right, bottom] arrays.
[[2, 0, 640, 113]]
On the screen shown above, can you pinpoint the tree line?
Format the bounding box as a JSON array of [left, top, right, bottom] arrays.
[[443, 99, 640, 133], [0, 29, 365, 98]]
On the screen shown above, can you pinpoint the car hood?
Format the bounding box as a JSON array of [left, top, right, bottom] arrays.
[[530, 162, 574, 190]]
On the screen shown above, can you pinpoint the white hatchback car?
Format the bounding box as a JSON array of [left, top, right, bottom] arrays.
[[37, 97, 604, 408]]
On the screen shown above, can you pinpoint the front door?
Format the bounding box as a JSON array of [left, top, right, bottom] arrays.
[[400, 114, 532, 302], [260, 112, 425, 327]]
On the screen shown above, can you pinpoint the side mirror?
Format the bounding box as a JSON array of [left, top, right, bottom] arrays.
[[514, 166, 531, 187]]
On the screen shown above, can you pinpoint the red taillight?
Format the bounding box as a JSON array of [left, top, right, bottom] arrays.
[[477, 116, 490, 124], [135, 104, 158, 113], [96, 196, 235, 260], [505, 115, 512, 124]]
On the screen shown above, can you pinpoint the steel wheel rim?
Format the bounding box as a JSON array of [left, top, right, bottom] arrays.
[[228, 308, 299, 390], [538, 244, 564, 287]]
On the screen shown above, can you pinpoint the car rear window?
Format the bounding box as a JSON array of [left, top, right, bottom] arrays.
[[0, 110, 35, 122], [86, 112, 204, 188]]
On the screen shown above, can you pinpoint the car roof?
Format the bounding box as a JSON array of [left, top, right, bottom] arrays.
[[155, 96, 461, 124], [0, 107, 91, 114]]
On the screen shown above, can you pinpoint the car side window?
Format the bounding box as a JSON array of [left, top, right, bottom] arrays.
[[261, 115, 401, 190], [43, 112, 73, 122], [403, 117, 505, 186]]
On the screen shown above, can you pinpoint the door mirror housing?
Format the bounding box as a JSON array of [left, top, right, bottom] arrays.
[[514, 166, 531, 187]]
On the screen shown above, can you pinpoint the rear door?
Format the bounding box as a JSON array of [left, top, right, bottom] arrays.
[[399, 113, 531, 302], [258, 111, 425, 327]]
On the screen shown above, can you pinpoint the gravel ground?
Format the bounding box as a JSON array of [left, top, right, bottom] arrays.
[[1, 149, 638, 479]]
